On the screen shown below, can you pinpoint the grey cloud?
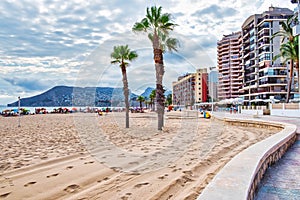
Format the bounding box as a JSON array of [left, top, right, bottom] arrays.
[[3, 77, 51, 91], [192, 5, 238, 19], [1, 0, 290, 105]]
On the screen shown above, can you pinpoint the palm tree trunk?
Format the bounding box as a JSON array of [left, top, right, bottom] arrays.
[[154, 49, 164, 130], [153, 33, 164, 130], [121, 66, 130, 128], [286, 60, 294, 103]]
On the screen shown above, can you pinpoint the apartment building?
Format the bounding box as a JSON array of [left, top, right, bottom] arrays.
[[240, 6, 294, 102], [209, 70, 219, 101], [172, 69, 208, 106], [217, 32, 243, 100]]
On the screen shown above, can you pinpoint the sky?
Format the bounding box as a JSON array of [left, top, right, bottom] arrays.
[[0, 0, 295, 105]]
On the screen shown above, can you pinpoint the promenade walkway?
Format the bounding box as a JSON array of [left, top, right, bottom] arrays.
[[214, 112, 300, 199], [255, 139, 300, 199]]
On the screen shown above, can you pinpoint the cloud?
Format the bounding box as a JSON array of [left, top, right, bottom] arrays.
[[192, 5, 238, 18], [3, 77, 50, 91], [0, 0, 295, 104]]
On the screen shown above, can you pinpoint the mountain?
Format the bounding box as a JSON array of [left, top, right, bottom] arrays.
[[8, 86, 138, 107], [140, 87, 155, 98], [8, 86, 172, 107], [140, 87, 172, 99]]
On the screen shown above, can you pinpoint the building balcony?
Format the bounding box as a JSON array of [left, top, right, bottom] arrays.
[[258, 81, 287, 87], [257, 40, 270, 47], [257, 26, 269, 34], [272, 64, 287, 69], [243, 31, 250, 38], [231, 65, 241, 70]]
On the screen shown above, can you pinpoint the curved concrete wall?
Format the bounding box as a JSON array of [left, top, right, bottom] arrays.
[[198, 116, 297, 200]]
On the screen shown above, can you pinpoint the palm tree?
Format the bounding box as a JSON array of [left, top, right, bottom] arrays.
[[133, 6, 179, 130], [111, 45, 138, 128], [272, 16, 299, 102], [137, 96, 145, 110], [274, 38, 299, 102], [144, 98, 150, 109], [272, 16, 295, 43], [166, 93, 172, 106], [149, 89, 156, 111]]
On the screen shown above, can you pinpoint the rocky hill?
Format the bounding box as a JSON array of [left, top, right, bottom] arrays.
[[8, 86, 172, 107], [140, 87, 172, 99], [8, 86, 138, 107]]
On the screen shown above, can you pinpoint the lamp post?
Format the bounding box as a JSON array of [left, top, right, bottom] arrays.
[[18, 96, 21, 127], [209, 67, 217, 112], [292, 0, 300, 104], [249, 85, 251, 107]]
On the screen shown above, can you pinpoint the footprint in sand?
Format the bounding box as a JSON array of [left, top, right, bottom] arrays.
[[84, 161, 94, 164], [183, 170, 193, 176], [64, 184, 80, 193], [134, 182, 149, 188], [158, 174, 169, 179], [46, 173, 59, 178], [121, 193, 132, 200], [128, 171, 140, 176], [24, 181, 36, 187], [66, 166, 73, 170], [110, 167, 122, 172], [128, 161, 139, 165], [0, 192, 11, 198]]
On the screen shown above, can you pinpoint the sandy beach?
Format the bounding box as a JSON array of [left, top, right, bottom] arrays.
[[0, 111, 280, 200]]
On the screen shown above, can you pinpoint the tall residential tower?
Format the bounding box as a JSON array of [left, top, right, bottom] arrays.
[[217, 32, 243, 100], [240, 6, 294, 102]]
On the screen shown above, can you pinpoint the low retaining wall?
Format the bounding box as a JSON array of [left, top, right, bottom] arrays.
[[198, 116, 297, 200], [271, 109, 300, 118]]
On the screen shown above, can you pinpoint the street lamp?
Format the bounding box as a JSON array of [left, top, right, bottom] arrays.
[[209, 67, 217, 112], [249, 85, 251, 106], [292, 0, 300, 103], [18, 96, 21, 127]]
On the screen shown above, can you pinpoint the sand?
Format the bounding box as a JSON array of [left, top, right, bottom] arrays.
[[0, 111, 280, 200]]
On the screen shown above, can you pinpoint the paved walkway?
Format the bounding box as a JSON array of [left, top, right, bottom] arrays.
[[214, 112, 300, 133], [255, 140, 300, 199], [214, 112, 300, 199]]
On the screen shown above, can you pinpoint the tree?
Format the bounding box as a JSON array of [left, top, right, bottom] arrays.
[[165, 93, 172, 106], [273, 16, 299, 102], [144, 98, 150, 109], [149, 89, 156, 111], [111, 45, 138, 128], [133, 6, 179, 130], [137, 96, 145, 110], [274, 38, 299, 102]]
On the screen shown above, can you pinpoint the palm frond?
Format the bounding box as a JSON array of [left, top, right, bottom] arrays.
[[110, 45, 139, 68], [132, 5, 179, 53], [165, 37, 180, 52]]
